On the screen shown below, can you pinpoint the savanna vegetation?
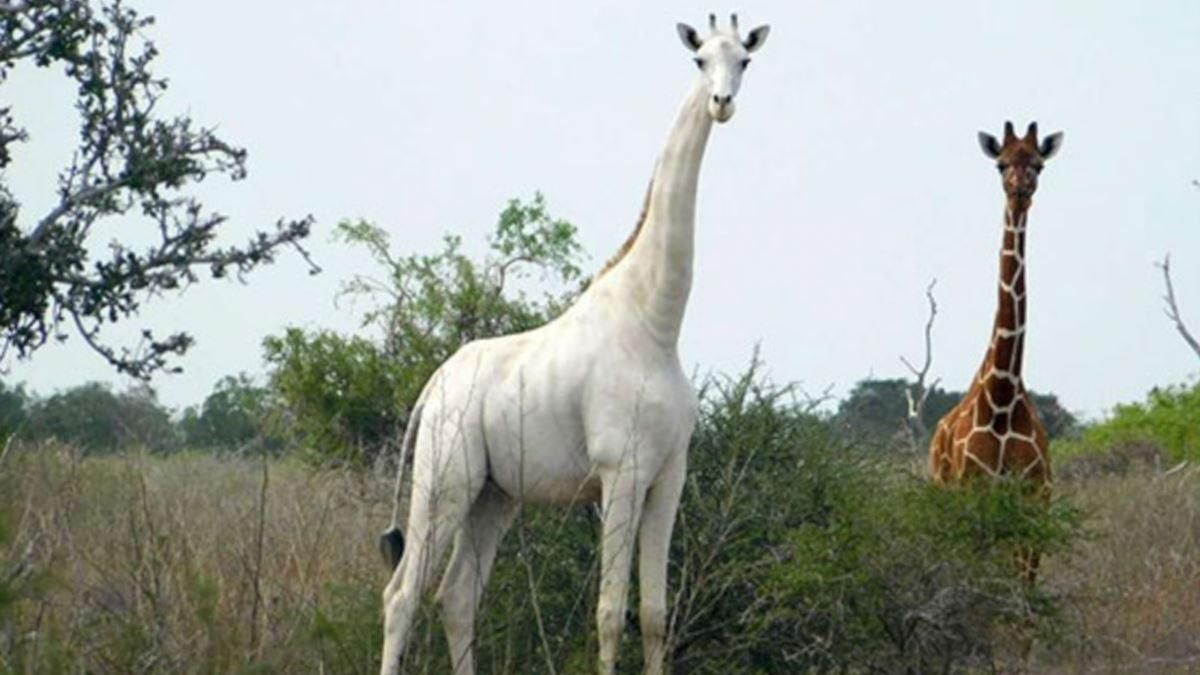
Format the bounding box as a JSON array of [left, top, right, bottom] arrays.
[[1, 380, 1197, 674], [3, 2, 1198, 674], [2, 187, 1197, 673]]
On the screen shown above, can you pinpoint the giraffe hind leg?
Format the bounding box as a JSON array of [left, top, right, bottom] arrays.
[[380, 409, 488, 675], [436, 482, 519, 675]]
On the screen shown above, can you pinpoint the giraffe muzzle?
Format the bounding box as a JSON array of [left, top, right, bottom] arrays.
[[709, 97, 736, 123]]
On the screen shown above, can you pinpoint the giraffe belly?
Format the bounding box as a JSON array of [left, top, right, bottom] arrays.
[[478, 328, 600, 505], [482, 386, 600, 505], [477, 303, 696, 505]]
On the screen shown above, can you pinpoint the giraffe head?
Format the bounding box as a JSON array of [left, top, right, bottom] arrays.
[[978, 121, 1064, 204], [676, 13, 770, 124]]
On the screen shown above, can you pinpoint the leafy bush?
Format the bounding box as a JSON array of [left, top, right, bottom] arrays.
[[265, 194, 585, 465], [263, 328, 401, 465], [663, 364, 1083, 674], [760, 477, 1080, 673], [1056, 380, 1200, 465]]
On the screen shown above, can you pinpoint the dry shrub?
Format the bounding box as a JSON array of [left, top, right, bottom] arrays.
[[1055, 441, 1166, 482], [0, 441, 394, 674], [1037, 464, 1200, 673], [2, 437, 1198, 674]]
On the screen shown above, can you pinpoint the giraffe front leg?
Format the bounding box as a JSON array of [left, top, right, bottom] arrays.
[[596, 467, 647, 675], [637, 450, 686, 675]]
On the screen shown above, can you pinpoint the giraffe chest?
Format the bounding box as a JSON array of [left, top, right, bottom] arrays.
[[476, 307, 695, 504], [945, 391, 1049, 480]]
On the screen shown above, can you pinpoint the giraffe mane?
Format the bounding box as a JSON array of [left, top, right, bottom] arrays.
[[596, 179, 653, 278]]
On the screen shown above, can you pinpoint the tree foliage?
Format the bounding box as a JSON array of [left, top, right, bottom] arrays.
[[262, 329, 403, 465], [835, 378, 960, 449], [837, 378, 1079, 451], [0, 0, 316, 378], [0, 380, 27, 442], [265, 193, 584, 464], [22, 381, 175, 453], [1058, 379, 1200, 464], [178, 373, 278, 452], [761, 475, 1080, 673]]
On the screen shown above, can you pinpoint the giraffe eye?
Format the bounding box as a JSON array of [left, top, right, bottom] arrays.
[[694, 57, 705, 69], [996, 163, 1007, 173], [740, 58, 751, 69]]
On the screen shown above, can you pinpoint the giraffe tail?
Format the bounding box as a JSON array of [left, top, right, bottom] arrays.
[[379, 394, 425, 571]]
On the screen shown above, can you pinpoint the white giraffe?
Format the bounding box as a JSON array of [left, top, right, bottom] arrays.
[[378, 14, 770, 675]]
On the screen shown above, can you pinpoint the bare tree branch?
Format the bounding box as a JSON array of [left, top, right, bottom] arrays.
[[900, 279, 941, 452], [1157, 254, 1200, 361]]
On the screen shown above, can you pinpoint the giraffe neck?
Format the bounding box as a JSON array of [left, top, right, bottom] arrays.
[[616, 80, 713, 345], [979, 201, 1031, 406]]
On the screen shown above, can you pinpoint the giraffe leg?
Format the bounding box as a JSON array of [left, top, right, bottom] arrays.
[[1017, 478, 1050, 588], [380, 414, 487, 675], [1017, 545, 1040, 587], [596, 466, 647, 675], [436, 483, 519, 675], [1014, 481, 1050, 668], [637, 450, 686, 675], [380, 492, 465, 675]]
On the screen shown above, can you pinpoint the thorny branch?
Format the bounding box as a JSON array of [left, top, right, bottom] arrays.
[[900, 279, 941, 451], [0, 0, 319, 378], [1157, 254, 1200, 361]]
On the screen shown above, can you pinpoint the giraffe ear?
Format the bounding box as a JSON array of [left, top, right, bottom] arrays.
[[676, 23, 702, 52], [743, 25, 770, 52], [978, 132, 1002, 159], [1039, 132, 1064, 159]]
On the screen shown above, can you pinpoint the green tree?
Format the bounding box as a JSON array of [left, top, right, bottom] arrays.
[[836, 378, 1078, 451], [0, 380, 27, 442], [0, 0, 316, 378], [24, 381, 175, 453], [835, 378, 959, 450], [262, 329, 402, 465], [265, 193, 584, 464], [1061, 380, 1200, 463], [179, 373, 278, 452], [1028, 391, 1080, 441]]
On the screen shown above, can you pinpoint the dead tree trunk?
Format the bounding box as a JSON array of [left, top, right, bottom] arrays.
[[900, 279, 941, 453]]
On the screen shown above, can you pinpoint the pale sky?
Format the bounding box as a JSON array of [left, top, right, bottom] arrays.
[[5, 1, 1199, 419]]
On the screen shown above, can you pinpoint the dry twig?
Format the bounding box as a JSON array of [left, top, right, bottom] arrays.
[[1157, 255, 1200, 361]]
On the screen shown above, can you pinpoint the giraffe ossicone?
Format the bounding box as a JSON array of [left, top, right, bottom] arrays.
[[377, 14, 769, 675]]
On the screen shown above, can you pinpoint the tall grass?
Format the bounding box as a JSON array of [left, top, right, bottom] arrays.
[[1040, 466, 1200, 673], [0, 445, 393, 674], [0, 434, 1196, 673]]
